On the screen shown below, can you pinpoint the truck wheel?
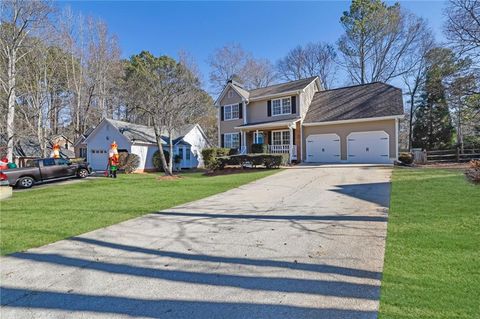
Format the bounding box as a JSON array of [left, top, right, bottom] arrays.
[[17, 176, 34, 189], [78, 168, 89, 178]]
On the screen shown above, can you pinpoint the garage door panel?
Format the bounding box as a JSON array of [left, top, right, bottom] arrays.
[[347, 131, 390, 163], [306, 134, 341, 163]]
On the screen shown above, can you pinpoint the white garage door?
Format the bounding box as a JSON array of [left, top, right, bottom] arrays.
[[306, 134, 341, 163], [89, 149, 109, 171], [347, 131, 390, 163]]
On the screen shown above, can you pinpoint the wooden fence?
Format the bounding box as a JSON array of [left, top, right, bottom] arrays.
[[426, 148, 480, 163]]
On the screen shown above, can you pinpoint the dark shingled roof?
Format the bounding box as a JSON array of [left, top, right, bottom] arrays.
[[249, 76, 318, 99], [106, 119, 196, 145], [304, 82, 403, 123]]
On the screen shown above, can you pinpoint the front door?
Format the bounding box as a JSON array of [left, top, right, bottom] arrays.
[[254, 131, 264, 144]]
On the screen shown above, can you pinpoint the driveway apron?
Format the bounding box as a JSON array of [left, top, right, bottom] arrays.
[[1, 165, 392, 319]]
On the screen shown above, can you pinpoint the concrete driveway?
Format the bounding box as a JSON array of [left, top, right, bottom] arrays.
[[1, 165, 392, 319]]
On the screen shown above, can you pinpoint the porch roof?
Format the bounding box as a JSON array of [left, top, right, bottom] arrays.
[[235, 118, 300, 130]]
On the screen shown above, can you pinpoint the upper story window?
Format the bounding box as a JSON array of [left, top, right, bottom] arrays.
[[272, 97, 291, 116], [224, 104, 240, 120]]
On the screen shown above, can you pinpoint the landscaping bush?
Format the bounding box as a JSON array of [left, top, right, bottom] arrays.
[[201, 147, 230, 170], [229, 154, 249, 167], [465, 160, 480, 184], [214, 154, 287, 170], [249, 154, 265, 167], [262, 154, 284, 168], [153, 150, 170, 171], [251, 144, 268, 154], [398, 152, 414, 165], [228, 148, 239, 155], [118, 152, 140, 173]]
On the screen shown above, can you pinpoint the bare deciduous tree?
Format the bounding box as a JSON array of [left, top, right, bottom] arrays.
[[208, 43, 276, 92], [277, 42, 337, 89], [444, 0, 480, 61], [338, 0, 427, 84], [401, 28, 435, 150], [0, 0, 52, 161], [242, 58, 277, 89]]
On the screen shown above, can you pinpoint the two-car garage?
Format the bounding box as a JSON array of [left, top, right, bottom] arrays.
[[299, 82, 403, 164], [306, 131, 391, 164]]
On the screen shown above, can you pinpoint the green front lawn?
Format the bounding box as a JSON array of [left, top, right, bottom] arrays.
[[0, 170, 279, 255], [379, 168, 480, 318]]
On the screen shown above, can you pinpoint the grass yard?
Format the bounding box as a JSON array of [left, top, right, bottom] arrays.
[[0, 170, 279, 255], [379, 168, 480, 319]]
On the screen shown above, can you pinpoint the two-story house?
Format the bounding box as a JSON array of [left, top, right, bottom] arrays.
[[216, 76, 404, 164]]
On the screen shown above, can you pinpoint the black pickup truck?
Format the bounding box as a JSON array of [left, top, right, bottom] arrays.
[[0, 158, 91, 189]]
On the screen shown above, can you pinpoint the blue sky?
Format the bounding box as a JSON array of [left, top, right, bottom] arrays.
[[59, 1, 448, 90]]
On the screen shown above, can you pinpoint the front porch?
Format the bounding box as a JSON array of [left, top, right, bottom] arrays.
[[236, 120, 301, 163]]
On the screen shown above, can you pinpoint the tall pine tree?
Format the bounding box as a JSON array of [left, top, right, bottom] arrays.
[[412, 48, 456, 150]]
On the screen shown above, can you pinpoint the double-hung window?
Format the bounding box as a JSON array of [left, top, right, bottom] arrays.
[[224, 104, 239, 120], [224, 133, 240, 148], [272, 130, 290, 146], [272, 97, 291, 116]]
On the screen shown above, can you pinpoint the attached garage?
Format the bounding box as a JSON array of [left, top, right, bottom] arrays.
[[306, 133, 341, 163], [347, 131, 390, 163], [301, 82, 404, 164]]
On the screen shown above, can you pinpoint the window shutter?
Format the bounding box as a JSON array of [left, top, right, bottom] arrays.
[[269, 131, 273, 145], [291, 96, 297, 114], [238, 103, 243, 119], [238, 132, 242, 148], [221, 134, 225, 147], [292, 129, 296, 145], [220, 106, 224, 121], [267, 100, 272, 117]]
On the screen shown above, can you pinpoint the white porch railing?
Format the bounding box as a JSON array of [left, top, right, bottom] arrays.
[[268, 145, 290, 154], [268, 144, 297, 161]]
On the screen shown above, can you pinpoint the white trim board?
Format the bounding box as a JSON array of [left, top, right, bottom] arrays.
[[302, 115, 404, 127], [235, 119, 300, 130]]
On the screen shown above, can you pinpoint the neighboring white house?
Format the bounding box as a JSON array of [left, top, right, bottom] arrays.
[[83, 118, 211, 172]]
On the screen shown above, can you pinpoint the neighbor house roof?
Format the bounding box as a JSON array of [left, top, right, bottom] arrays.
[[303, 82, 404, 124], [0, 135, 75, 158], [105, 119, 197, 145]]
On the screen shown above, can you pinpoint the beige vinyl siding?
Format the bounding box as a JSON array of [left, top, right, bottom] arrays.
[[219, 87, 242, 106], [299, 80, 320, 119], [246, 96, 300, 124], [302, 119, 397, 161], [218, 88, 244, 145]]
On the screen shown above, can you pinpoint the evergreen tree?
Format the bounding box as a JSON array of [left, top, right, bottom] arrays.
[[412, 48, 456, 150]]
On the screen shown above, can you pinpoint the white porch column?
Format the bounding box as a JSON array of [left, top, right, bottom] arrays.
[[289, 125, 293, 163], [242, 131, 247, 154]]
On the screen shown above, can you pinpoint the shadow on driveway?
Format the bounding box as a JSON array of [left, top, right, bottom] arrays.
[[1, 287, 377, 319]]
